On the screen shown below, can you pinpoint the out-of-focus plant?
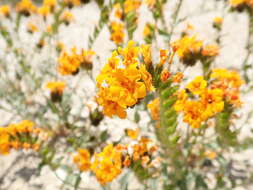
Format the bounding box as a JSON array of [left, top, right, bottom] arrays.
[[0, 0, 252, 190]]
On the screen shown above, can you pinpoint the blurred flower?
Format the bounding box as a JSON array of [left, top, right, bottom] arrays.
[[124, 0, 141, 14], [16, 0, 37, 16], [0, 5, 10, 18], [73, 149, 91, 171], [27, 22, 38, 33], [110, 21, 125, 45], [148, 98, 160, 120], [60, 11, 75, 25], [46, 81, 66, 102]]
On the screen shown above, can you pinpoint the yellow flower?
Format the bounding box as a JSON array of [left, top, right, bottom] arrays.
[[38, 5, 51, 17], [91, 144, 122, 185], [0, 5, 10, 17], [204, 150, 217, 160], [159, 49, 168, 65], [141, 44, 152, 64], [229, 0, 246, 7], [73, 149, 91, 171], [175, 76, 225, 128], [148, 98, 160, 120], [0, 120, 42, 154], [46, 81, 66, 95], [127, 128, 140, 139], [96, 41, 153, 118], [16, 0, 37, 16], [186, 76, 207, 95], [202, 44, 219, 57], [63, 0, 81, 7], [124, 0, 141, 14], [113, 3, 123, 19], [211, 68, 243, 106], [143, 23, 152, 38], [110, 21, 125, 45], [27, 22, 38, 33], [0, 128, 10, 155], [43, 0, 57, 10], [58, 47, 81, 75], [60, 11, 75, 25], [161, 69, 171, 82], [213, 17, 223, 26], [173, 72, 184, 83], [172, 35, 203, 65], [200, 88, 224, 118]]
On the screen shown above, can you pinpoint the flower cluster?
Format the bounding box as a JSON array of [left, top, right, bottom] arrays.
[[210, 68, 243, 107], [175, 68, 243, 128], [175, 76, 224, 128], [171, 35, 219, 66], [58, 47, 95, 75], [73, 136, 159, 185], [0, 120, 42, 155], [96, 41, 154, 119]]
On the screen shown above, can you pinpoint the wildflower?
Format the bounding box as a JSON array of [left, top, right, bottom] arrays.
[[38, 5, 51, 18], [27, 23, 38, 33], [16, 0, 37, 16], [143, 23, 152, 38], [43, 0, 57, 11], [229, 0, 245, 7], [96, 41, 153, 118], [186, 76, 207, 95], [204, 150, 217, 160], [126, 128, 139, 140], [211, 68, 243, 107], [0, 120, 42, 155], [0, 5, 10, 18], [60, 11, 74, 25], [91, 144, 122, 185], [80, 49, 95, 70], [141, 44, 152, 65], [172, 35, 203, 66], [213, 17, 223, 29], [173, 72, 184, 83], [175, 76, 225, 128], [58, 47, 81, 75], [113, 3, 123, 19], [46, 81, 66, 102], [0, 128, 10, 154], [161, 69, 171, 82], [148, 98, 160, 120], [123, 155, 131, 167], [63, 0, 81, 8], [202, 44, 219, 58], [124, 0, 141, 14], [73, 149, 91, 171], [159, 49, 168, 65], [110, 21, 125, 45]]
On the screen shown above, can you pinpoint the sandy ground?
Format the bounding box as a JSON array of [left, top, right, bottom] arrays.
[[0, 0, 253, 189]]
